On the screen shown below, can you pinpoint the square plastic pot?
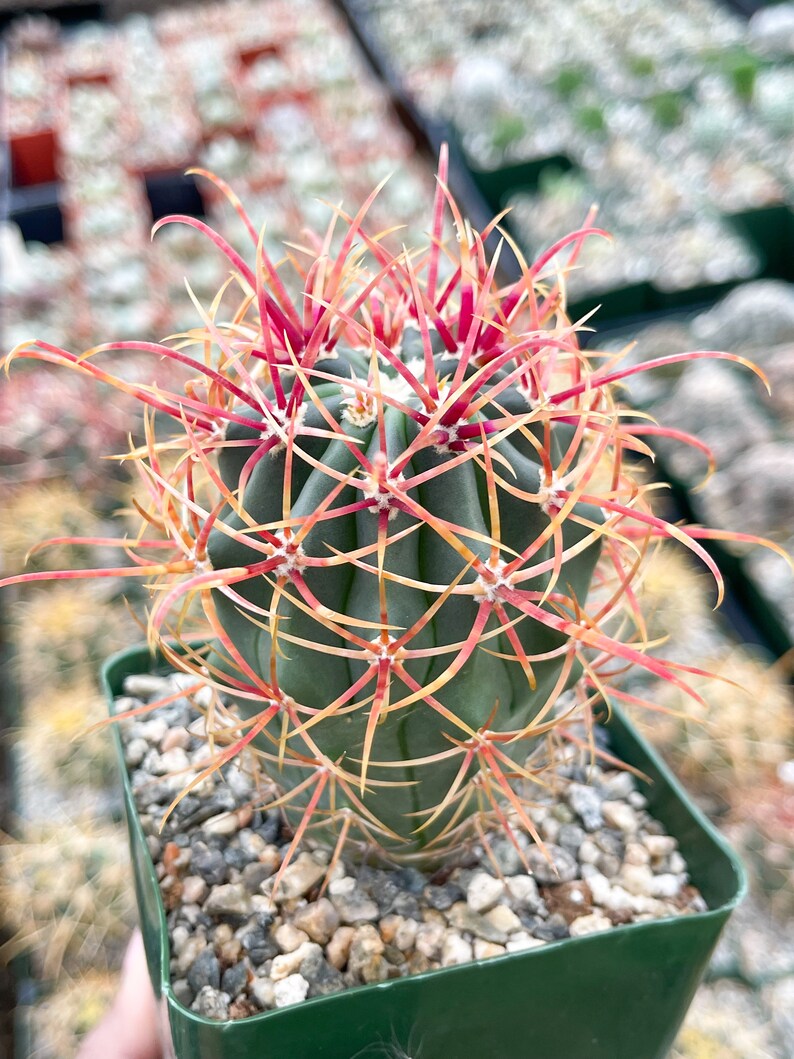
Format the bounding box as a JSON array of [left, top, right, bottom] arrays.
[[9, 129, 59, 187], [103, 643, 745, 1059], [9, 184, 65, 245]]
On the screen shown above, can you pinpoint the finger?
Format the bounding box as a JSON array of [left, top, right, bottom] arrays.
[[77, 930, 162, 1059]]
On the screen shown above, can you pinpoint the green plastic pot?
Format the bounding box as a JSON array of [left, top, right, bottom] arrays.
[[728, 205, 794, 285], [566, 281, 655, 327], [104, 643, 745, 1059], [445, 124, 576, 217]]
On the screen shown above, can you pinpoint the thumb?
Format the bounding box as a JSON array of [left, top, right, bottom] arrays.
[[77, 930, 162, 1059]]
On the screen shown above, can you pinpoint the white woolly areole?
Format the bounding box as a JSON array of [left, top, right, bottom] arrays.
[[432, 422, 461, 453], [341, 381, 378, 427], [402, 317, 433, 334], [362, 468, 405, 520], [441, 341, 470, 361], [368, 635, 396, 662], [474, 559, 513, 602], [383, 358, 427, 406], [270, 530, 306, 580], [260, 403, 307, 452], [538, 470, 564, 516], [522, 390, 541, 410], [271, 693, 296, 714], [189, 552, 213, 575], [341, 360, 429, 422]]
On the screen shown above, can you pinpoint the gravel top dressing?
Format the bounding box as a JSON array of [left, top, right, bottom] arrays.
[[118, 672, 707, 1021]]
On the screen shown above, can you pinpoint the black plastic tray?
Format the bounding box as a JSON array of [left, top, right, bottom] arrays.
[[8, 183, 64, 244]]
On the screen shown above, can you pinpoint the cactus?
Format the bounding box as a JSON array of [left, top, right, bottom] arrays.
[[2, 149, 785, 872], [0, 820, 134, 980]]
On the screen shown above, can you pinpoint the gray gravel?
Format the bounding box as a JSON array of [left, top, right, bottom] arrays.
[[119, 673, 707, 1020]]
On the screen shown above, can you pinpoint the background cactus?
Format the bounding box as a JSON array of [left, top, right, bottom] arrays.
[[2, 149, 782, 872]]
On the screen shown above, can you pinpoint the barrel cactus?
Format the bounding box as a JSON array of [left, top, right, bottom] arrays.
[[2, 150, 779, 872]]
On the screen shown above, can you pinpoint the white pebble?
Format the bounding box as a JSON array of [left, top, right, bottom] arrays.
[[631, 895, 672, 916], [473, 939, 506, 959], [138, 719, 170, 745], [176, 935, 208, 975], [238, 830, 267, 858], [226, 764, 254, 798], [601, 801, 639, 834], [124, 675, 170, 698], [190, 775, 216, 798], [274, 923, 310, 954], [394, 918, 418, 952], [466, 871, 504, 914], [195, 686, 215, 709], [441, 933, 473, 967], [181, 876, 208, 905], [203, 883, 252, 916], [271, 942, 321, 981], [577, 838, 600, 864], [601, 885, 634, 913], [643, 835, 677, 859], [603, 771, 636, 799], [203, 812, 240, 837], [505, 934, 546, 953], [540, 817, 560, 843], [171, 673, 202, 692], [251, 976, 275, 1009], [276, 852, 326, 899], [328, 876, 356, 897], [158, 748, 191, 774], [505, 875, 541, 909], [273, 973, 310, 1008], [649, 873, 684, 900], [584, 870, 612, 907], [113, 695, 140, 722], [668, 851, 687, 874], [161, 727, 191, 752], [124, 737, 149, 767], [171, 925, 190, 955], [620, 863, 654, 896], [415, 921, 446, 960], [569, 913, 612, 937], [251, 895, 278, 916], [483, 904, 522, 934], [624, 841, 650, 866]]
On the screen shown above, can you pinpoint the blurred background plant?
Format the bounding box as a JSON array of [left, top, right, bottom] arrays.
[[630, 548, 793, 809], [0, 822, 135, 982]]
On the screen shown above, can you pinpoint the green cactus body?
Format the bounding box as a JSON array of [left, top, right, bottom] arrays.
[[208, 332, 602, 854], [4, 158, 754, 870]]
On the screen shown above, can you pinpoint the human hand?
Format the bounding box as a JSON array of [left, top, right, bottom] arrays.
[[77, 930, 162, 1059]]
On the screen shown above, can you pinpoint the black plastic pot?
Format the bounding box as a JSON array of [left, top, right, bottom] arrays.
[[9, 184, 65, 245], [103, 644, 745, 1059], [142, 171, 206, 225]]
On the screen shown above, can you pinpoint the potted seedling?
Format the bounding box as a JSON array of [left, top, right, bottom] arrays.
[[2, 149, 785, 1058]]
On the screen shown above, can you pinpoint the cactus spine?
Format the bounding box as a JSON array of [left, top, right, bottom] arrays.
[[3, 150, 778, 869]]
